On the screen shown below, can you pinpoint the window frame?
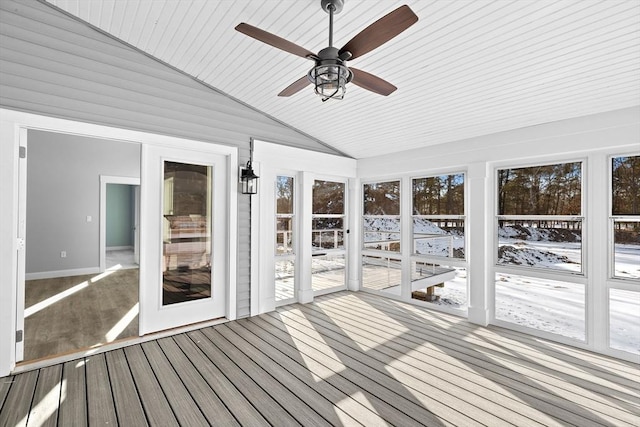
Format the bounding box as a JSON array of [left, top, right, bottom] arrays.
[[361, 178, 402, 255], [608, 153, 640, 283], [494, 158, 587, 277], [411, 172, 467, 263]]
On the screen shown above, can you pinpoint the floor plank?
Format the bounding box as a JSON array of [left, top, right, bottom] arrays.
[[186, 329, 300, 426], [200, 327, 331, 427], [104, 348, 148, 426], [216, 323, 362, 426], [1, 291, 638, 427], [85, 354, 117, 425], [27, 364, 61, 427], [227, 319, 390, 427], [58, 360, 87, 426], [139, 340, 210, 426], [0, 375, 14, 411], [244, 316, 450, 426], [156, 335, 240, 426], [0, 369, 38, 427], [124, 345, 178, 426], [330, 292, 640, 411]]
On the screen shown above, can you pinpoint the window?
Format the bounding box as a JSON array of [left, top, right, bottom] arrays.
[[312, 180, 345, 251], [497, 162, 583, 273], [609, 289, 640, 353], [495, 161, 585, 340], [363, 181, 400, 252], [611, 155, 640, 280], [412, 174, 465, 258], [275, 176, 295, 301], [411, 173, 467, 309]]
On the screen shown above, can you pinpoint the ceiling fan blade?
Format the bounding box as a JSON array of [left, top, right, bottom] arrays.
[[236, 23, 316, 59], [350, 68, 397, 96], [339, 5, 418, 60], [278, 76, 311, 97]]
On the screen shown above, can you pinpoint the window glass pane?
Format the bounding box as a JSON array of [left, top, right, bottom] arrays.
[[613, 221, 640, 279], [411, 262, 467, 310], [277, 176, 294, 214], [498, 162, 581, 215], [364, 181, 400, 215], [612, 156, 640, 215], [276, 216, 294, 255], [275, 259, 295, 301], [495, 273, 585, 340], [413, 218, 465, 258], [312, 218, 344, 250], [498, 219, 582, 273], [363, 217, 400, 252], [413, 174, 464, 215], [362, 255, 402, 293], [312, 254, 345, 291], [162, 162, 211, 306], [609, 289, 640, 354], [313, 180, 344, 214]]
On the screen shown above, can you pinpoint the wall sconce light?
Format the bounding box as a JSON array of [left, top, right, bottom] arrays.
[[240, 138, 259, 194]]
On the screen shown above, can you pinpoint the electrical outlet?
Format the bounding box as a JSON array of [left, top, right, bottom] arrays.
[[60, 251, 66, 258]]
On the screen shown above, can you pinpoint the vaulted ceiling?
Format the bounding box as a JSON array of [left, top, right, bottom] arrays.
[[45, 0, 640, 159]]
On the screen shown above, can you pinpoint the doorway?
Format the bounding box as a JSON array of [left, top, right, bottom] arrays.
[[100, 177, 141, 272], [22, 130, 141, 362]]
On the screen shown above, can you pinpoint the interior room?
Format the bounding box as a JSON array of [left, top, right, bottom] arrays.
[[0, 0, 638, 425]]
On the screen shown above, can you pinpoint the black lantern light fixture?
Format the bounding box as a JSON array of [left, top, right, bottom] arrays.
[[240, 138, 259, 194]]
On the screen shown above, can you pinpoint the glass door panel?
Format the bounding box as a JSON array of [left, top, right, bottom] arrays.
[[162, 161, 212, 305], [312, 179, 347, 293], [275, 175, 295, 302], [140, 145, 227, 335]]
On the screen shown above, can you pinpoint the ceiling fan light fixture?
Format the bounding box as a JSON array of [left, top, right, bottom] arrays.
[[308, 63, 350, 101]]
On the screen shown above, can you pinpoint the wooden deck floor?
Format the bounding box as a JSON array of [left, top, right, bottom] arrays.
[[1, 291, 638, 426]]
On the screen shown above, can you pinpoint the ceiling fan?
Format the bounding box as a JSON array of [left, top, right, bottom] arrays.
[[235, 0, 418, 101]]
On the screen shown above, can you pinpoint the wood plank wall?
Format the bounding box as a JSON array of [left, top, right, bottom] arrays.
[[0, 0, 341, 318]]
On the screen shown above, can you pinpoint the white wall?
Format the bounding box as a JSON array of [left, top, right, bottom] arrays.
[[26, 130, 140, 277]]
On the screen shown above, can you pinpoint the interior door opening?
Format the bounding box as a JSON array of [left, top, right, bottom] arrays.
[[21, 130, 141, 362]]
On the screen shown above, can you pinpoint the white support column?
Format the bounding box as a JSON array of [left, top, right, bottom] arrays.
[[467, 162, 491, 326], [347, 177, 360, 291], [588, 152, 609, 352], [298, 171, 314, 303], [400, 176, 412, 300]]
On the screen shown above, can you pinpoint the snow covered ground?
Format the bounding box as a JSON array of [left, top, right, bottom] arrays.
[[361, 219, 640, 354]]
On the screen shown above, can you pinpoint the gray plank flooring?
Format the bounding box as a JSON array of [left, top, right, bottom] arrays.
[[0, 291, 638, 426]]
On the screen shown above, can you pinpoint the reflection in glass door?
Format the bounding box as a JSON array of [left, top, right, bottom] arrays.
[[162, 162, 212, 305], [275, 176, 296, 303], [312, 179, 347, 294]]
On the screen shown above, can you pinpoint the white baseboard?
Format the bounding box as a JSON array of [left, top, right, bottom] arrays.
[[106, 246, 133, 251], [26, 267, 101, 281]]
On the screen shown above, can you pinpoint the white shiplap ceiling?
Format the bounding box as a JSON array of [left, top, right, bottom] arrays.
[[45, 0, 640, 159]]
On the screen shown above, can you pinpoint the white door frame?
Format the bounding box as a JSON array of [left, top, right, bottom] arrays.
[[0, 109, 237, 376], [251, 139, 357, 316], [99, 176, 141, 272], [139, 144, 230, 335]]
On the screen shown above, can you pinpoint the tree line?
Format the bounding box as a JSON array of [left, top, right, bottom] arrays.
[[498, 162, 581, 216]]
